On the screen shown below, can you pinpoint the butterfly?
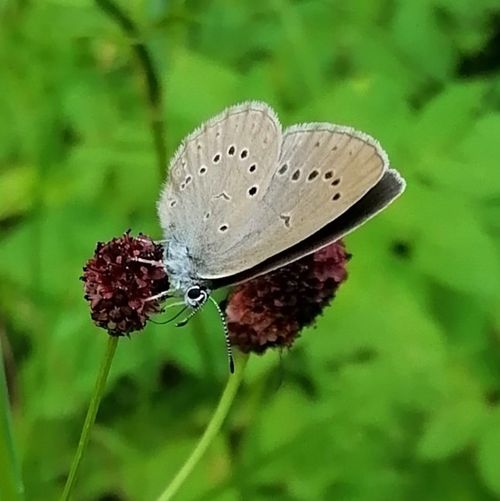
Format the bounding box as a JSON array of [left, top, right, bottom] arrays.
[[155, 101, 405, 367]]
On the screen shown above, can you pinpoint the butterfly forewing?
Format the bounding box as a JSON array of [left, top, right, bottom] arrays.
[[198, 123, 388, 279], [262, 124, 387, 249], [158, 101, 282, 267]]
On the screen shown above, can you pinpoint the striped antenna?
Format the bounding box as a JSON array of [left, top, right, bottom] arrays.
[[209, 297, 234, 374]]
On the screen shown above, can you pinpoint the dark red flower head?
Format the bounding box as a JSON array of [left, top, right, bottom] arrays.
[[225, 242, 349, 353], [81, 232, 169, 336]]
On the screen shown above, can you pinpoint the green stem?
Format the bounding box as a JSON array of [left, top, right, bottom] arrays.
[[60, 336, 119, 501], [0, 338, 24, 501], [157, 352, 249, 501], [95, 0, 167, 180]]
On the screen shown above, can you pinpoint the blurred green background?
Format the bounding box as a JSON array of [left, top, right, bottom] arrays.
[[1, 0, 500, 499]]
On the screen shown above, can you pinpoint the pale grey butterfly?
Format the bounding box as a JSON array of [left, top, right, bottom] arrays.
[[154, 101, 405, 370]]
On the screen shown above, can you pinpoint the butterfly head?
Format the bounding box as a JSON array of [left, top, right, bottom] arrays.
[[185, 284, 209, 308]]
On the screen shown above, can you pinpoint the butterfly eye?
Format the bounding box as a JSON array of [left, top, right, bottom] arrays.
[[187, 287, 201, 300], [185, 286, 208, 308]]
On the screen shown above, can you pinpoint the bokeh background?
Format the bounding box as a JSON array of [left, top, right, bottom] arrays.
[[1, 0, 500, 499]]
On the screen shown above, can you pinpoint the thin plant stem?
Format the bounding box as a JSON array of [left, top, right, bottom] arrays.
[[0, 337, 24, 501], [95, 0, 167, 179], [60, 336, 119, 501], [157, 352, 249, 501]]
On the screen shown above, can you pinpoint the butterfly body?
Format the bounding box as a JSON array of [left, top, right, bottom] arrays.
[[164, 238, 203, 290], [157, 101, 405, 306]]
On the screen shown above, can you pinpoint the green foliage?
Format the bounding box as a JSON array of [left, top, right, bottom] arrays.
[[1, 0, 500, 499]]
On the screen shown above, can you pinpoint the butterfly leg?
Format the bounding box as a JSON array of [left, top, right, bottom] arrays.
[[144, 290, 171, 302], [136, 237, 169, 246], [131, 257, 165, 267]]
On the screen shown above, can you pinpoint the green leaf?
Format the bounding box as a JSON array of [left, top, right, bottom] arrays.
[[395, 185, 500, 297], [415, 113, 500, 199], [410, 81, 487, 157], [300, 75, 411, 152], [164, 48, 241, 146], [392, 1, 455, 81], [0, 166, 35, 220], [477, 409, 500, 496], [418, 394, 487, 460]]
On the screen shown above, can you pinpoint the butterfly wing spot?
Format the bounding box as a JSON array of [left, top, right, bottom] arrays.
[[172, 166, 183, 179], [315, 141, 320, 147], [240, 148, 249, 159], [213, 153, 221, 164], [227, 145, 236, 156], [332, 145, 338, 151], [278, 163, 288, 175], [204, 212, 210, 220], [197, 143, 202, 150], [218, 224, 229, 233], [214, 191, 231, 201], [199, 165, 207, 175], [169, 200, 177, 208], [291, 169, 301, 181], [249, 163, 257, 173], [180, 182, 186, 190], [185, 175, 192, 185], [332, 193, 341, 201], [307, 170, 319, 181], [324, 170, 334, 180], [280, 214, 291, 228], [331, 178, 341, 186], [248, 186, 258, 197]]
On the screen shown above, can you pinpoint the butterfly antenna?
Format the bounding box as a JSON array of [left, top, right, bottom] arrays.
[[209, 296, 234, 374]]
